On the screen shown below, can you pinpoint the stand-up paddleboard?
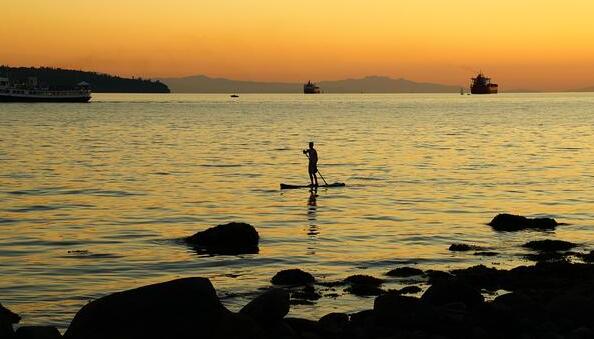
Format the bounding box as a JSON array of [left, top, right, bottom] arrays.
[[280, 182, 346, 190]]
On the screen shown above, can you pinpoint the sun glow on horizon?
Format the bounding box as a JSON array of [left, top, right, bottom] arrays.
[[2, 0, 594, 90]]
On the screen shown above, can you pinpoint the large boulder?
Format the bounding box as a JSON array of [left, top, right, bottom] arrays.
[[185, 222, 259, 255], [15, 326, 61, 339], [421, 279, 484, 308], [1, 303, 20, 339], [488, 213, 558, 231], [64, 277, 241, 339], [271, 269, 315, 286], [239, 289, 290, 323]]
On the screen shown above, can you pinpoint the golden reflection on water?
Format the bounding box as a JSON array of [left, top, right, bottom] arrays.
[[2, 93, 594, 329]]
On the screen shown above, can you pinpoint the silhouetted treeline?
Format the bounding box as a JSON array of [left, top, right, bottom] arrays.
[[0, 66, 170, 93]]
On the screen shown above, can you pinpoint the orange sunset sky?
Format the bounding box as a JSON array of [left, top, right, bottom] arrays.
[[3, 0, 594, 90]]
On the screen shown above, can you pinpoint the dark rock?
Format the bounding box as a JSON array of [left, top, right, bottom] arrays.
[[426, 270, 454, 284], [374, 294, 422, 326], [344, 275, 385, 296], [451, 265, 504, 290], [522, 239, 577, 252], [64, 277, 238, 339], [344, 275, 384, 286], [0, 303, 20, 339], [449, 243, 482, 252], [271, 269, 315, 286], [473, 251, 498, 257], [421, 279, 484, 308], [568, 327, 593, 339], [284, 318, 321, 337], [547, 291, 594, 328], [185, 222, 259, 254], [488, 213, 558, 231], [399, 285, 422, 295], [252, 319, 296, 339], [319, 312, 349, 333], [492, 292, 546, 322], [291, 285, 321, 301], [15, 326, 61, 339], [345, 284, 385, 296], [240, 288, 290, 323], [581, 250, 594, 263], [386, 267, 424, 277]]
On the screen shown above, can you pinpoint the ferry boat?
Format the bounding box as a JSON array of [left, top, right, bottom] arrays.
[[470, 73, 498, 94], [303, 80, 320, 94], [0, 77, 91, 102]]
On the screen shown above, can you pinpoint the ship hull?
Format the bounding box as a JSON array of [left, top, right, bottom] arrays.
[[470, 86, 498, 94], [0, 93, 91, 102]]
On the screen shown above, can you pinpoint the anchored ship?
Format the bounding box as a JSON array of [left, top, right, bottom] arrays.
[[303, 80, 320, 94], [0, 77, 91, 102], [470, 73, 498, 94]]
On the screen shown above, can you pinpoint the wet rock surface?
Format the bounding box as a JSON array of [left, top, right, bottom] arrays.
[[1, 303, 20, 339], [15, 326, 62, 339], [240, 288, 290, 323], [271, 269, 315, 286], [185, 222, 259, 254], [385, 266, 424, 277], [63, 277, 235, 339], [522, 239, 577, 252], [488, 213, 559, 231], [344, 275, 385, 296], [449, 243, 483, 251]]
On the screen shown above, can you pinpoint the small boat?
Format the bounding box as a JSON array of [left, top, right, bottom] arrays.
[[280, 182, 345, 190], [230, 94, 239, 98]]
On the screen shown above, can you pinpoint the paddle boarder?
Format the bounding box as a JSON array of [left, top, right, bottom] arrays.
[[303, 142, 319, 187]]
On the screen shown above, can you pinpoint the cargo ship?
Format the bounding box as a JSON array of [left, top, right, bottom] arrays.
[[470, 73, 498, 94], [0, 77, 91, 102], [303, 80, 320, 94]]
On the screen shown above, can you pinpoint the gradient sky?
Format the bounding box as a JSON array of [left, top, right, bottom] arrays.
[[3, 0, 594, 90]]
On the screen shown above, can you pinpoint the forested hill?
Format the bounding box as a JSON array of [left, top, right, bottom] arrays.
[[0, 66, 170, 93]]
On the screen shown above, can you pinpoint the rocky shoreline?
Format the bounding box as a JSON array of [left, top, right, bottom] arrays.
[[3, 214, 594, 339]]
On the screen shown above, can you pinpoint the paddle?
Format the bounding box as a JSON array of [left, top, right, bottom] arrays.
[[304, 152, 328, 186]]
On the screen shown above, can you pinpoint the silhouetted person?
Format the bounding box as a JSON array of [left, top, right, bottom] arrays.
[[303, 142, 318, 186]]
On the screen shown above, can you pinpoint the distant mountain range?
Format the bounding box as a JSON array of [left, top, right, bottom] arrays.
[[159, 75, 462, 93], [0, 66, 170, 93]]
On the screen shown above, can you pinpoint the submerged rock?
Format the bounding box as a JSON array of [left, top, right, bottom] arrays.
[[15, 326, 61, 339], [449, 243, 488, 252], [344, 275, 384, 286], [1, 303, 20, 339], [522, 239, 577, 252], [386, 267, 424, 277], [64, 277, 236, 339], [271, 269, 315, 286], [240, 288, 289, 323], [185, 222, 259, 255], [488, 213, 558, 231]]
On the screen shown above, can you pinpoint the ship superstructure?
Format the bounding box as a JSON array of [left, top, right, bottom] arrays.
[[470, 73, 498, 94], [303, 80, 320, 94]]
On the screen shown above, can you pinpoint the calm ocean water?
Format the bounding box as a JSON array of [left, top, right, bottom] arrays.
[[2, 93, 594, 330]]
